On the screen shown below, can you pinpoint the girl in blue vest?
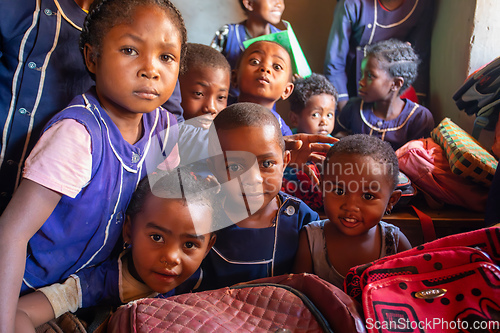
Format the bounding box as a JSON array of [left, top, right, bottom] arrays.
[[0, 0, 186, 330]]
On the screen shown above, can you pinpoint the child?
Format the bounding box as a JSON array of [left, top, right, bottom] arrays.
[[232, 40, 294, 136], [293, 134, 412, 289], [324, 0, 434, 111], [0, 0, 186, 330], [191, 102, 319, 291], [0, 0, 185, 214], [288, 73, 338, 136], [15, 168, 219, 331], [334, 39, 434, 150], [282, 73, 339, 210], [211, 0, 285, 104], [179, 43, 231, 129]]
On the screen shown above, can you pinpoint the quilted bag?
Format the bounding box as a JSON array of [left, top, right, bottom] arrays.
[[344, 227, 500, 333], [430, 117, 497, 186], [107, 273, 367, 333]]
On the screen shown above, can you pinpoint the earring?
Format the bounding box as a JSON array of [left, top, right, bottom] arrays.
[[123, 242, 130, 250], [385, 209, 392, 215]]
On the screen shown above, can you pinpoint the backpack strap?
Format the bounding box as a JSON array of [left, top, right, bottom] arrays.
[[411, 205, 436, 243]]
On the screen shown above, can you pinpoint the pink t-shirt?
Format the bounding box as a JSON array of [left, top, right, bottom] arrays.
[[24, 119, 92, 198]]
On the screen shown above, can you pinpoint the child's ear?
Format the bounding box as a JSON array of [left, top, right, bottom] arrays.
[[84, 44, 97, 74], [231, 69, 239, 89], [283, 149, 291, 168], [289, 111, 299, 127], [204, 234, 217, 257], [391, 77, 404, 92], [242, 0, 254, 12], [280, 82, 294, 101], [123, 215, 133, 245], [386, 189, 402, 213]]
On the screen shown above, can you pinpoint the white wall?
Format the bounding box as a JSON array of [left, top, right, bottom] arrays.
[[430, 0, 500, 150], [172, 0, 245, 45]]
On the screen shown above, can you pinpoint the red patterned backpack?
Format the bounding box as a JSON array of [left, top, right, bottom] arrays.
[[344, 227, 500, 333]]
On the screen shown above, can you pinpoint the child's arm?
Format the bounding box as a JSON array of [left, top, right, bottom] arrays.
[[0, 179, 61, 333], [15, 292, 56, 333], [293, 229, 314, 274], [397, 231, 413, 252]]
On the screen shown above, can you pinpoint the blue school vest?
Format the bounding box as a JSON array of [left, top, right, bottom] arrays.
[[22, 87, 178, 291], [195, 192, 319, 291]]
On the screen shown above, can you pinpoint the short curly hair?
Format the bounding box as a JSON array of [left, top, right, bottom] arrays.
[[80, 0, 187, 80], [183, 43, 231, 75], [288, 73, 338, 114], [324, 134, 399, 189], [365, 39, 420, 95]]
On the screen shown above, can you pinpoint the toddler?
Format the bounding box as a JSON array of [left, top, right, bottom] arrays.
[[288, 73, 338, 136], [0, 0, 186, 330], [324, 0, 434, 110], [211, 0, 285, 104], [283, 73, 338, 210], [334, 39, 434, 150], [15, 168, 220, 331], [192, 102, 319, 291], [233, 40, 294, 136], [293, 134, 412, 289], [178, 43, 230, 176]]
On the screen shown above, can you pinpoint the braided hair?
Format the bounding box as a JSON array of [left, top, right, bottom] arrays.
[[79, 0, 187, 80], [365, 39, 420, 95]]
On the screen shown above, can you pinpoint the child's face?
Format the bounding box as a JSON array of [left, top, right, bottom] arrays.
[[179, 66, 230, 129], [246, 0, 285, 25], [234, 41, 294, 108], [124, 195, 215, 294], [358, 55, 396, 103], [85, 5, 181, 118], [322, 154, 400, 237], [291, 93, 336, 135], [209, 125, 290, 216]]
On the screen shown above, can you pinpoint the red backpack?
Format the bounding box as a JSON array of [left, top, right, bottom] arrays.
[[344, 227, 500, 332]]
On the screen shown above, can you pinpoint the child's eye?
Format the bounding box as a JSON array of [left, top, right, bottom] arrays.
[[150, 234, 164, 243], [333, 188, 344, 196], [121, 47, 137, 56], [311, 112, 320, 118], [184, 241, 200, 249], [273, 63, 283, 71], [249, 58, 260, 65], [194, 91, 203, 97], [362, 193, 375, 200], [227, 163, 243, 173], [261, 160, 276, 168], [327, 113, 334, 119], [161, 54, 174, 62], [217, 95, 227, 102]]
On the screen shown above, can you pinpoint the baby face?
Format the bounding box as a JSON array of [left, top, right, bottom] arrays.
[[322, 154, 400, 237], [180, 66, 230, 129], [293, 93, 336, 135], [235, 41, 293, 108]]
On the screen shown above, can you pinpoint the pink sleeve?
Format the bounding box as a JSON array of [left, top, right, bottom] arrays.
[[23, 119, 92, 198]]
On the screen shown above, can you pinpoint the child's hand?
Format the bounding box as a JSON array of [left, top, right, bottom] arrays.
[[284, 134, 338, 185]]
